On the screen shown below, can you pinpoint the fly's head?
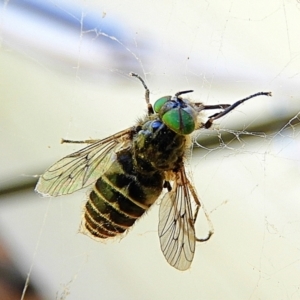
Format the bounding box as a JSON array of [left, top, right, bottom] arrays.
[[153, 91, 200, 135]]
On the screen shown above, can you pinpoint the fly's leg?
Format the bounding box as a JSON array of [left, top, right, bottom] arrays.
[[61, 128, 135, 145], [130, 72, 154, 115], [203, 91, 272, 129], [200, 104, 231, 110], [187, 181, 214, 242], [61, 138, 99, 144], [175, 90, 194, 97]]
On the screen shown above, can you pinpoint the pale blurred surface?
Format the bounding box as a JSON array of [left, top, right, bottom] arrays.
[[1, 0, 300, 299]]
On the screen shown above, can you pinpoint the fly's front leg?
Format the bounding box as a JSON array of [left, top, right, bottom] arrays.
[[187, 181, 214, 242], [203, 91, 272, 129], [130, 72, 154, 115]]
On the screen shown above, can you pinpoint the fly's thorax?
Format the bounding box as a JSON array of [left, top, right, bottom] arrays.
[[133, 119, 187, 171]]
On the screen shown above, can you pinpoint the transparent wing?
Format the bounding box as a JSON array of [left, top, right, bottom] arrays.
[[158, 168, 196, 271], [35, 128, 133, 197]]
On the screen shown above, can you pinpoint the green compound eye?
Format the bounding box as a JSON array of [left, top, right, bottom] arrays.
[[153, 96, 171, 113], [162, 109, 195, 135]]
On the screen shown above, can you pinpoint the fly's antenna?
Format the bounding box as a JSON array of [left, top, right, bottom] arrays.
[[130, 72, 154, 115]]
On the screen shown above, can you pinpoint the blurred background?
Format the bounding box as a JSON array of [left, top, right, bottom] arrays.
[[1, 0, 300, 299]]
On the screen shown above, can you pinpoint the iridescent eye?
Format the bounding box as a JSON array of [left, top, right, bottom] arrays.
[[162, 108, 195, 135], [153, 96, 171, 113], [154, 95, 197, 135]]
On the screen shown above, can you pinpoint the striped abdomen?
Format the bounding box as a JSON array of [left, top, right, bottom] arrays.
[[83, 149, 164, 239]]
